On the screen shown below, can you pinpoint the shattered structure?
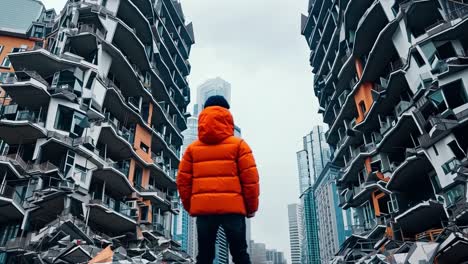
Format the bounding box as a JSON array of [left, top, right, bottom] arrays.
[[302, 0, 468, 263], [0, 0, 195, 263]]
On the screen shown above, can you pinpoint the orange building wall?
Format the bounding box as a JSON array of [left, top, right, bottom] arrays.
[[147, 102, 153, 126], [133, 123, 153, 189], [353, 58, 374, 123], [372, 191, 386, 217], [128, 159, 151, 189], [134, 124, 153, 163], [0, 36, 35, 103]]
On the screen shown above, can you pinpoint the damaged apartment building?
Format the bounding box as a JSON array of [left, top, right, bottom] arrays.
[[0, 0, 194, 263], [302, 0, 468, 263]]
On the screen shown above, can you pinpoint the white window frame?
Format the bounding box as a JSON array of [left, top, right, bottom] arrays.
[[1, 57, 11, 68]]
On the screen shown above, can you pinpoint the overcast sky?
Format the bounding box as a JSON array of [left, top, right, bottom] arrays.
[[41, 0, 323, 260]]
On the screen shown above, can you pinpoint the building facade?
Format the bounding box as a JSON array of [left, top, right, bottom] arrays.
[[0, 0, 195, 263], [296, 125, 330, 263], [313, 163, 352, 263], [300, 188, 320, 264], [297, 126, 331, 193], [287, 203, 302, 264], [302, 0, 468, 262]]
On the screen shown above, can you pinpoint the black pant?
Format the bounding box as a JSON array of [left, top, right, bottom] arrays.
[[196, 214, 251, 264]]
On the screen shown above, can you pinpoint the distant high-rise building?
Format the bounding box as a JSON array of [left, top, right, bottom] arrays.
[[296, 125, 331, 263], [287, 203, 302, 264], [251, 242, 267, 264], [179, 77, 238, 263], [300, 188, 320, 264], [313, 163, 352, 262], [297, 126, 331, 191], [194, 77, 231, 116], [266, 249, 287, 264]]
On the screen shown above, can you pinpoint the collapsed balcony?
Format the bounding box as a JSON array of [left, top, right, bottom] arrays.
[[435, 231, 468, 264], [396, 200, 447, 239]]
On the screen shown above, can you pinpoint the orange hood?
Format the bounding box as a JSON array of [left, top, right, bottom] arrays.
[[198, 106, 234, 144]]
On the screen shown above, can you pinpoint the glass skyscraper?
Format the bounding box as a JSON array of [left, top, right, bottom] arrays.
[[287, 203, 303, 264], [296, 125, 331, 264], [313, 163, 352, 262]]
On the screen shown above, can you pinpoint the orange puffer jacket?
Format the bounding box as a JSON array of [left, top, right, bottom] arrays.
[[177, 106, 260, 216]]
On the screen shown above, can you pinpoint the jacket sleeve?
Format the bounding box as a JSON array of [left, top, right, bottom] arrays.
[[177, 146, 193, 212], [238, 140, 260, 215]]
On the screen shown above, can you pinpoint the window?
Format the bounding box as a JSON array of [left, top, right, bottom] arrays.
[[54, 105, 87, 137], [1, 57, 11, 68], [12, 46, 27, 53], [149, 175, 155, 188], [85, 72, 96, 90], [442, 158, 461, 174], [429, 89, 447, 113], [359, 101, 366, 116], [33, 26, 44, 38], [443, 80, 468, 110], [0, 72, 9, 83], [75, 165, 88, 183], [140, 206, 149, 221], [71, 111, 87, 137], [445, 184, 465, 207], [433, 145, 439, 156], [55, 105, 74, 131], [140, 142, 149, 153], [413, 50, 425, 67], [436, 41, 458, 60], [134, 166, 143, 189], [63, 150, 76, 177], [448, 140, 466, 160]]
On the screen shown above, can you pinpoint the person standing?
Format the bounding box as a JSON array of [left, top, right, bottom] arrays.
[[177, 95, 260, 264]]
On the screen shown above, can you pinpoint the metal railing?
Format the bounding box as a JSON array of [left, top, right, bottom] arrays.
[[0, 185, 24, 207], [77, 23, 107, 39], [1, 107, 45, 124], [447, 3, 468, 20], [415, 228, 443, 242], [90, 193, 135, 219], [21, 71, 49, 87], [103, 114, 135, 144], [169, 144, 180, 157], [110, 160, 130, 176], [146, 185, 167, 200]]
